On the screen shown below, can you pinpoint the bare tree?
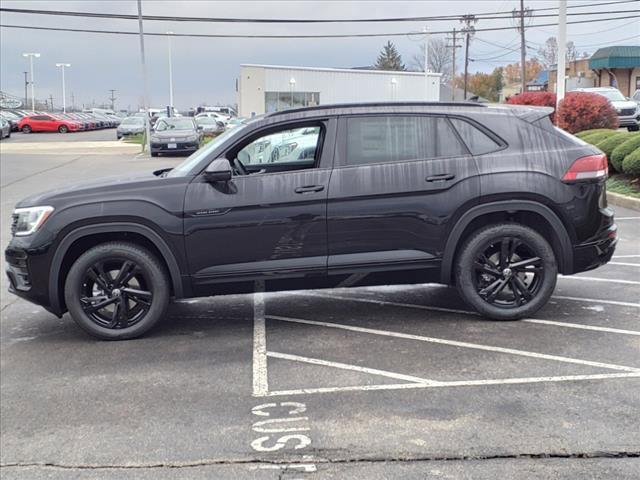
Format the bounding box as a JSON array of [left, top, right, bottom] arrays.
[[411, 38, 452, 83], [538, 37, 579, 68]]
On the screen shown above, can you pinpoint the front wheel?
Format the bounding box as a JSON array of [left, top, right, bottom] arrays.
[[21, 125, 32, 133], [454, 223, 557, 320], [58, 125, 69, 133], [64, 242, 170, 340], [627, 125, 639, 132]]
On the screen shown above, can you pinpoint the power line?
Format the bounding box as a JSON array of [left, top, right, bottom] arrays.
[[0, 2, 637, 23], [1, 14, 637, 39]]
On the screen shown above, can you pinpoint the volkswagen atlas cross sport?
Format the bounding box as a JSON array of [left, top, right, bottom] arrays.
[[6, 102, 617, 340]]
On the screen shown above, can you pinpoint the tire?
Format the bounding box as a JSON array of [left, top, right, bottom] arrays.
[[627, 125, 639, 132], [64, 242, 170, 340], [58, 125, 69, 134], [151, 152, 159, 157], [454, 223, 557, 320], [22, 125, 32, 133]]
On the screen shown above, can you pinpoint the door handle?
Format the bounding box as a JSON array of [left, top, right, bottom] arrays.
[[426, 173, 455, 182], [295, 185, 325, 194]]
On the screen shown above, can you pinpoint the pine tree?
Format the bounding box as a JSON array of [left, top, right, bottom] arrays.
[[375, 41, 406, 71]]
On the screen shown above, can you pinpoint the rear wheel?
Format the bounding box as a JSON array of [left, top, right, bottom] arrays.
[[58, 125, 69, 133], [454, 223, 557, 320], [21, 125, 32, 133], [64, 242, 170, 340]]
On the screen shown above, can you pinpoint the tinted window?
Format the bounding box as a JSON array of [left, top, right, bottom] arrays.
[[449, 118, 501, 155], [345, 116, 466, 166], [236, 126, 321, 167]]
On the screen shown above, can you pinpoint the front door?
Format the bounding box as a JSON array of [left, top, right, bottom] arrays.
[[327, 114, 481, 275], [184, 119, 336, 293]]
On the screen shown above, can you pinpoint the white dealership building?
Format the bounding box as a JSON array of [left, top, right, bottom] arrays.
[[237, 64, 442, 117]]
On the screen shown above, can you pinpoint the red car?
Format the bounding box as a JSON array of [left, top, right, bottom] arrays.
[[18, 114, 82, 134]]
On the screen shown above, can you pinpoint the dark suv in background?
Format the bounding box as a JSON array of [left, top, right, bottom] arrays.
[[6, 102, 616, 339]]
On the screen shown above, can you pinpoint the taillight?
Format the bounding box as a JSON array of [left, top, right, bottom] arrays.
[[562, 154, 608, 182]]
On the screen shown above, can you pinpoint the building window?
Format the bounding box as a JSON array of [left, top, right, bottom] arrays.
[[636, 76, 640, 90], [265, 92, 320, 112]]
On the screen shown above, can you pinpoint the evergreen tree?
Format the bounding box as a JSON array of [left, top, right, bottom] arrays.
[[375, 41, 406, 71]]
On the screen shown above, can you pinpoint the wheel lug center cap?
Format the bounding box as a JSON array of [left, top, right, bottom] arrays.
[[111, 288, 121, 297], [502, 268, 512, 278]]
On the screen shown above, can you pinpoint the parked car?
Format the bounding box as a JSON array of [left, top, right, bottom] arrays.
[[225, 117, 246, 130], [18, 114, 81, 133], [0, 110, 22, 131], [0, 118, 11, 139], [150, 117, 201, 156], [195, 115, 224, 135], [116, 116, 146, 139], [5, 102, 617, 340], [573, 87, 640, 131], [195, 111, 228, 125], [632, 89, 640, 106]]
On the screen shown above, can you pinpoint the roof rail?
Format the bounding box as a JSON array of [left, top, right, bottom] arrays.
[[265, 101, 486, 117]]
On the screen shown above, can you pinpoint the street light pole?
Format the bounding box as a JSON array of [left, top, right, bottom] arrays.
[[289, 77, 296, 109], [167, 31, 174, 112], [556, 0, 567, 113], [22, 52, 40, 111], [137, 0, 151, 154], [23, 71, 28, 108], [55, 63, 71, 113]]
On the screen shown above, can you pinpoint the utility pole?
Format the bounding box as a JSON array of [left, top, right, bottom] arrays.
[[55, 63, 71, 113], [23, 71, 28, 108], [109, 89, 117, 111], [460, 15, 477, 101], [513, 0, 532, 93], [445, 29, 462, 101], [49, 94, 54, 111], [71, 92, 75, 111], [137, 0, 152, 154], [167, 31, 174, 113], [556, 0, 567, 113], [22, 52, 40, 112]]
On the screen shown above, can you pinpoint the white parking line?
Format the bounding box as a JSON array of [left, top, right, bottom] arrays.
[[559, 275, 640, 285], [550, 295, 640, 308], [613, 255, 640, 258], [522, 319, 640, 336], [267, 351, 440, 385], [608, 262, 640, 267], [615, 217, 640, 220], [268, 315, 640, 373], [253, 281, 269, 397], [265, 372, 640, 397]]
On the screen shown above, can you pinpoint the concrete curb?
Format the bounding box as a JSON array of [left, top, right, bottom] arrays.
[[608, 191, 640, 211]]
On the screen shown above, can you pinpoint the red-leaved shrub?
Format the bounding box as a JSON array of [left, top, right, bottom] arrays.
[[507, 92, 557, 121], [556, 92, 619, 134]]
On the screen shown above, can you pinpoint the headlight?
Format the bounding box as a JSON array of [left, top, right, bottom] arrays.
[[186, 135, 198, 142], [11, 206, 54, 236]]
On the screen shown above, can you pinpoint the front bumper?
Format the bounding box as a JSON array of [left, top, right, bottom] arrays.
[[151, 141, 200, 153], [617, 115, 640, 127]]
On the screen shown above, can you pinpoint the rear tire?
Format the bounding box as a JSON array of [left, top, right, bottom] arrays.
[[22, 125, 32, 133], [64, 242, 170, 340], [58, 125, 69, 133], [454, 223, 557, 320]]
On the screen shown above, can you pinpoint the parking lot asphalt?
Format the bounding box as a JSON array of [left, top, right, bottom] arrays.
[[2, 128, 119, 143], [1, 139, 639, 479]]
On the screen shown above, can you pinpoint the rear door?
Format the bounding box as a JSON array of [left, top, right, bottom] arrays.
[[327, 114, 480, 273]]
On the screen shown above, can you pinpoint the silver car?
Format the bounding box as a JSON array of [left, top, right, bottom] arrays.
[[573, 87, 640, 131], [195, 116, 224, 135], [0, 118, 11, 139], [116, 116, 146, 139]]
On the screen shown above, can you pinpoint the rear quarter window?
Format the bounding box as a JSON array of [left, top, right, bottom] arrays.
[[449, 117, 502, 155]]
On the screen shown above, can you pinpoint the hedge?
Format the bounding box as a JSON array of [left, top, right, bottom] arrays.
[[575, 128, 616, 139], [580, 130, 618, 146], [621, 148, 640, 175], [611, 135, 640, 172], [556, 92, 619, 133], [596, 132, 638, 171]]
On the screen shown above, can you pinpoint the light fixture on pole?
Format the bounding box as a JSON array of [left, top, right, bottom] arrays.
[[289, 77, 296, 108], [22, 52, 40, 112], [391, 77, 398, 101], [167, 31, 174, 114], [55, 63, 71, 113]]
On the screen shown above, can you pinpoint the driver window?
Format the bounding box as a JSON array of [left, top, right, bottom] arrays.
[[236, 126, 321, 169]]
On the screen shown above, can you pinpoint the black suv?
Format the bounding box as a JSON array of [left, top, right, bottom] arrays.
[[6, 103, 617, 339]]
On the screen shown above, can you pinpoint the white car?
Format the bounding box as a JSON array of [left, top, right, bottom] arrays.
[[195, 112, 228, 125], [573, 87, 640, 131]]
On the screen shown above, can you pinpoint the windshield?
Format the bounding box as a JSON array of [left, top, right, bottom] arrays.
[[121, 117, 144, 125], [597, 90, 626, 102], [167, 123, 248, 177], [196, 117, 216, 124], [155, 118, 194, 131]]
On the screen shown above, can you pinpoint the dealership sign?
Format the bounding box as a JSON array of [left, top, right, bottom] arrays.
[[0, 98, 23, 109]]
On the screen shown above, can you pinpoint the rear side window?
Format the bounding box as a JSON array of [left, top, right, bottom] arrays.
[[345, 116, 466, 166], [449, 118, 501, 155]]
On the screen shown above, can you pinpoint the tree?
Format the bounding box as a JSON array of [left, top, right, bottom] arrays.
[[503, 58, 543, 84], [451, 67, 503, 102], [411, 38, 452, 83], [375, 41, 406, 71], [538, 36, 579, 68]]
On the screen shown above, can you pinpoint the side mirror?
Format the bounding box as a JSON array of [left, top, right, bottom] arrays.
[[197, 125, 204, 131], [204, 158, 232, 182]]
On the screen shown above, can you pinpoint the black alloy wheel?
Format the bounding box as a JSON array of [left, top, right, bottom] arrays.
[[80, 259, 152, 329], [65, 242, 169, 340], [455, 223, 557, 320]]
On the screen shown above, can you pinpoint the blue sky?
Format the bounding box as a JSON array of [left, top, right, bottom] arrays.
[[1, 0, 638, 110]]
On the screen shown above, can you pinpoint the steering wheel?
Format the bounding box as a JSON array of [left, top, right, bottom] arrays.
[[233, 157, 249, 176]]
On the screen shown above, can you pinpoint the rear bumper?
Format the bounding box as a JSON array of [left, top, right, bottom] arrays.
[[571, 223, 617, 273]]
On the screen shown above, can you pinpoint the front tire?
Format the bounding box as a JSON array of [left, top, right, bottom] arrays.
[[21, 125, 32, 133], [454, 223, 557, 320], [64, 242, 170, 340], [58, 125, 69, 133], [627, 125, 639, 132]]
